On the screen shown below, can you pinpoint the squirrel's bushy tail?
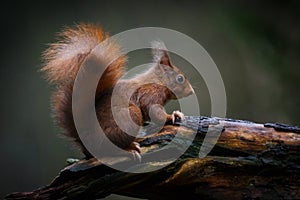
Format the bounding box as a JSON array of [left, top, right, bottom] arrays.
[[42, 23, 126, 91], [42, 24, 126, 157]]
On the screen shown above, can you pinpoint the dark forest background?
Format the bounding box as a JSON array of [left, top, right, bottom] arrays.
[[1, 1, 299, 199]]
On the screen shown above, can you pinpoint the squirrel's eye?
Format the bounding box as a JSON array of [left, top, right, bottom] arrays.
[[176, 74, 185, 84]]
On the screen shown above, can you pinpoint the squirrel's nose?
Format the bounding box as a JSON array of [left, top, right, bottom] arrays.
[[188, 87, 194, 96]]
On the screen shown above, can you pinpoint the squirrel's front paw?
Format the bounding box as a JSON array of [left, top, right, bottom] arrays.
[[168, 110, 185, 124]]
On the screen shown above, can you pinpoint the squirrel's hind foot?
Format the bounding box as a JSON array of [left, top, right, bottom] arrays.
[[127, 142, 141, 162]]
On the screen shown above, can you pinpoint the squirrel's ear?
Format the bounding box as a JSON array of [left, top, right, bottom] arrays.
[[151, 40, 172, 68]]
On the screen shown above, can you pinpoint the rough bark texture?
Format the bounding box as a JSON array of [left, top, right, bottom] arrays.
[[6, 116, 300, 200]]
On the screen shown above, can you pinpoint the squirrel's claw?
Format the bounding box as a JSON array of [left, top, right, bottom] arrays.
[[171, 110, 185, 124], [131, 150, 141, 162]]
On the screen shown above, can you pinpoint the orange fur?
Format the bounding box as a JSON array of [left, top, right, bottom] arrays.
[[42, 23, 194, 158]]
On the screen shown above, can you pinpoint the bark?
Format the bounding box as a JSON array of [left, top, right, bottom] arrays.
[[5, 116, 300, 200]]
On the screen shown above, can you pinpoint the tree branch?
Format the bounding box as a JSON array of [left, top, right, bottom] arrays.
[[6, 116, 300, 199]]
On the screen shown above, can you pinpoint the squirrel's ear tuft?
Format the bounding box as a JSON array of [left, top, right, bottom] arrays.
[[151, 40, 172, 67]]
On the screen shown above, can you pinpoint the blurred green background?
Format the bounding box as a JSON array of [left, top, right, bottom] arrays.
[[1, 0, 299, 199]]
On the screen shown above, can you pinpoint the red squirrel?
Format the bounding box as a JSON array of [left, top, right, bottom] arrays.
[[42, 23, 194, 160]]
